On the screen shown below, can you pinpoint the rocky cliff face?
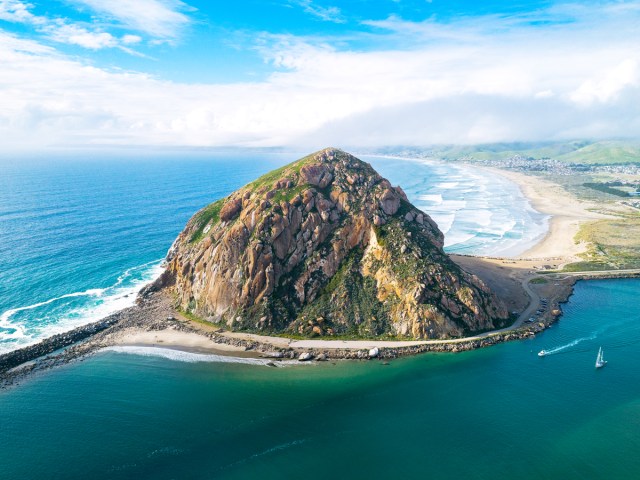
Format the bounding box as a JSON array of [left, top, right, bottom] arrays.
[[164, 148, 509, 339]]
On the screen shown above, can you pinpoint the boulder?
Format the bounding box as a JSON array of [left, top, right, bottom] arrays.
[[220, 198, 242, 221], [265, 351, 284, 358], [378, 188, 400, 215], [300, 164, 333, 188], [298, 352, 313, 361]]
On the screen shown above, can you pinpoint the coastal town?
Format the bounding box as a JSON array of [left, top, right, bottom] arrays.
[[459, 155, 640, 177], [371, 146, 640, 177]]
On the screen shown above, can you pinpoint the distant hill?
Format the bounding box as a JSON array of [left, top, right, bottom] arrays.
[[553, 141, 640, 164], [371, 140, 640, 165]]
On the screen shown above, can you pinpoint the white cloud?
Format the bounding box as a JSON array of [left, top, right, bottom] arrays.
[[73, 0, 193, 40], [570, 59, 639, 105], [122, 34, 142, 45], [44, 22, 118, 49], [0, 28, 54, 53], [0, 0, 38, 24], [288, 0, 345, 23], [0, 0, 146, 52], [293, 92, 640, 148], [0, 30, 324, 149], [1, 3, 640, 151]]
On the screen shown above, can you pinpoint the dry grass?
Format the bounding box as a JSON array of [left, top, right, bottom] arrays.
[[570, 214, 640, 269]]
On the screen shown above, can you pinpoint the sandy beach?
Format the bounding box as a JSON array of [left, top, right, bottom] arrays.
[[113, 328, 249, 353], [484, 168, 611, 262], [442, 167, 615, 320]]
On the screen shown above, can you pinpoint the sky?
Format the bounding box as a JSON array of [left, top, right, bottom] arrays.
[[0, 0, 639, 151]]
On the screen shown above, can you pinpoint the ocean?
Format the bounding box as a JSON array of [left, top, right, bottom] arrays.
[[1, 279, 639, 479], [0, 151, 546, 353]]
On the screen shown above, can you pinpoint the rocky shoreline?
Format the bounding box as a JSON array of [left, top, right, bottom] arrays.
[[7, 271, 635, 389], [0, 274, 582, 389]]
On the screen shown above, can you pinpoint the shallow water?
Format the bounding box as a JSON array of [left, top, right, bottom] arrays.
[[0, 152, 545, 352], [1, 279, 639, 479], [366, 156, 548, 256]]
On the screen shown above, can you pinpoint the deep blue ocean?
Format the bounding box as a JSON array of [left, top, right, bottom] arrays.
[[0, 151, 637, 479], [0, 151, 546, 353]]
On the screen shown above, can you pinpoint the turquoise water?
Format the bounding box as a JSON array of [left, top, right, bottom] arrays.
[[1, 279, 639, 479], [0, 152, 545, 353]]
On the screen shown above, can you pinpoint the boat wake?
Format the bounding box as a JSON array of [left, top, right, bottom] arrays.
[[538, 317, 640, 357], [539, 333, 597, 356]]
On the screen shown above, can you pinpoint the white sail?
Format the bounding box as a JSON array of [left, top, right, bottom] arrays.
[[595, 347, 607, 368]]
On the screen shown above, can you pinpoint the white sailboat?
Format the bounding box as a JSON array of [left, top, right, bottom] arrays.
[[595, 347, 607, 368]]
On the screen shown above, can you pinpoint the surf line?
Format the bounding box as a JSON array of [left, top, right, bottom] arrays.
[[0, 259, 164, 325]]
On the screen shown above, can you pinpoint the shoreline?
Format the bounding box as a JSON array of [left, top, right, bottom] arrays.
[[0, 288, 561, 389], [481, 167, 612, 263], [5, 268, 639, 388], [1, 165, 635, 387]]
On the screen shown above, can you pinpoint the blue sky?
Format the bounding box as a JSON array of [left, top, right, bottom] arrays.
[[0, 0, 639, 150], [2, 1, 562, 82]]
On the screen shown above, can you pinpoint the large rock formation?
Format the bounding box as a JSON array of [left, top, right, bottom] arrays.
[[163, 148, 509, 339]]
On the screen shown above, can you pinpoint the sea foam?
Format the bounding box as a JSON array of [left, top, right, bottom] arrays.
[[0, 260, 164, 354], [102, 346, 303, 367], [410, 159, 548, 257]]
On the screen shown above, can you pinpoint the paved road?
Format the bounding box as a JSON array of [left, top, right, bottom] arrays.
[[514, 267, 640, 328], [224, 268, 640, 351], [515, 276, 541, 327]]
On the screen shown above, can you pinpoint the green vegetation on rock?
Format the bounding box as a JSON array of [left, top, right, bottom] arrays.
[[189, 199, 225, 243], [294, 250, 392, 337], [166, 148, 509, 340]]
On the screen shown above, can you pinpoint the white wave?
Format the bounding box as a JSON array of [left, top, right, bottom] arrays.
[[444, 231, 477, 248], [389, 157, 549, 258], [484, 214, 549, 257], [435, 182, 459, 189], [0, 326, 27, 342], [416, 194, 443, 205], [102, 346, 303, 366], [113, 258, 162, 288], [428, 213, 455, 235], [0, 288, 105, 324], [0, 259, 163, 326], [468, 209, 493, 227], [440, 199, 467, 211], [484, 218, 517, 236], [0, 260, 165, 354]]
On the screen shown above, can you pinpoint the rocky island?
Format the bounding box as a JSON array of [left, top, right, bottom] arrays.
[[160, 148, 509, 339], [2, 147, 588, 387]]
